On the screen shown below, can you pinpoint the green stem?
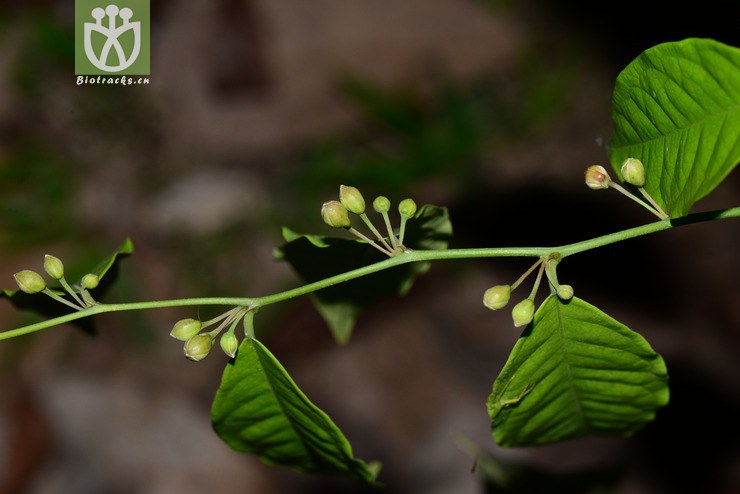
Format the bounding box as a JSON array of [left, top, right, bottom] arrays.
[[59, 276, 85, 307], [609, 181, 664, 219], [42, 288, 83, 311], [510, 258, 543, 291], [2, 206, 738, 341], [348, 227, 394, 256], [544, 256, 562, 291], [243, 309, 257, 338], [207, 307, 245, 338], [80, 288, 97, 308], [527, 262, 546, 300], [398, 217, 409, 246], [359, 213, 393, 252], [638, 187, 670, 219], [202, 307, 241, 329], [380, 211, 399, 248]]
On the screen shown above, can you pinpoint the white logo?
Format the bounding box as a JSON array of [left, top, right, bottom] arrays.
[[84, 4, 141, 72]]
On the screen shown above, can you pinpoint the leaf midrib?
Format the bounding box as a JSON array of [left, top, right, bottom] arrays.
[[251, 338, 325, 468], [554, 299, 590, 434]]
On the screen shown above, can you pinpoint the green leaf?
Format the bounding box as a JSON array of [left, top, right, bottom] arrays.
[[211, 336, 380, 483], [87, 236, 135, 281], [275, 205, 452, 343], [608, 38, 740, 217], [488, 295, 669, 447]]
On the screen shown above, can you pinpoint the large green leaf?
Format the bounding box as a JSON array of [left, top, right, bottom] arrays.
[[488, 296, 669, 447], [608, 38, 740, 217], [275, 205, 452, 343], [211, 336, 380, 483]]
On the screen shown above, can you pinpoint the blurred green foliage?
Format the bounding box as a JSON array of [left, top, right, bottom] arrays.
[[0, 138, 76, 247], [285, 42, 579, 232]]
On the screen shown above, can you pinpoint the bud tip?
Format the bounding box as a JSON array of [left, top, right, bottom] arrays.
[[81, 273, 99, 290], [13, 270, 47, 294], [339, 185, 366, 215], [585, 165, 611, 190], [321, 200, 351, 229], [373, 196, 391, 214], [170, 318, 203, 341], [620, 157, 646, 187], [398, 198, 417, 219], [220, 331, 239, 358], [511, 299, 535, 328], [556, 284, 574, 301], [184, 334, 214, 362], [483, 285, 511, 310], [43, 255, 65, 280]]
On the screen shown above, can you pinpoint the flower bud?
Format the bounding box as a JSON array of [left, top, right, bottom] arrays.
[[398, 198, 417, 219], [13, 270, 47, 294], [556, 284, 574, 301], [511, 299, 535, 328], [43, 255, 65, 280], [81, 273, 99, 290], [483, 285, 511, 310], [170, 318, 202, 341], [220, 331, 239, 358], [585, 165, 611, 190], [339, 185, 366, 215], [321, 200, 351, 228], [620, 157, 646, 187], [184, 334, 214, 362], [373, 196, 391, 214]]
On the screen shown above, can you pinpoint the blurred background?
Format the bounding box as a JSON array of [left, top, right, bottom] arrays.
[[1, 1, 739, 493]]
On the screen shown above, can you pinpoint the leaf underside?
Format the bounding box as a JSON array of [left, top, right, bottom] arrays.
[[275, 204, 452, 343], [608, 38, 740, 217], [211, 337, 380, 483], [488, 296, 669, 447]]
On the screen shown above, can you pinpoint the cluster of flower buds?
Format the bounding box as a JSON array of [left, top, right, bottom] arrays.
[[484, 284, 536, 328], [321, 185, 418, 257], [483, 254, 573, 328], [12, 255, 101, 311], [169, 307, 251, 362], [484, 282, 537, 328], [585, 158, 669, 219]]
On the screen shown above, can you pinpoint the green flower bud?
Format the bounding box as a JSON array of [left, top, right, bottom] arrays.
[[220, 331, 239, 358], [339, 185, 366, 215], [483, 285, 511, 310], [556, 284, 574, 301], [13, 270, 47, 294], [170, 318, 202, 341], [81, 273, 99, 290], [511, 299, 535, 328], [43, 255, 65, 280], [585, 165, 611, 190], [373, 196, 391, 213], [184, 334, 214, 362], [398, 198, 417, 219], [620, 157, 646, 187], [321, 200, 351, 228]]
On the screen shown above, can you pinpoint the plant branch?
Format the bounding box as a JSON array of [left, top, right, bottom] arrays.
[[2, 206, 738, 341]]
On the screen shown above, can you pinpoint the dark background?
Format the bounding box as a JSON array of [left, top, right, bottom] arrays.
[[1, 1, 739, 493]]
